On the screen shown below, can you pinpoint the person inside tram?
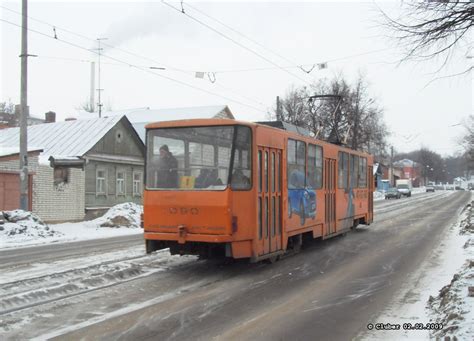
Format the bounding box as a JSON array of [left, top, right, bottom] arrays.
[[195, 168, 211, 188], [196, 168, 223, 188], [157, 144, 178, 188]]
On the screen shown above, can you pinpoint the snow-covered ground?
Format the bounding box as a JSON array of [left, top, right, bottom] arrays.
[[360, 195, 473, 340], [0, 203, 143, 250]]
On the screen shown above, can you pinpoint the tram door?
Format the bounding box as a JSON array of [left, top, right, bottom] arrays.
[[258, 147, 282, 255], [324, 158, 336, 235], [368, 165, 374, 222]]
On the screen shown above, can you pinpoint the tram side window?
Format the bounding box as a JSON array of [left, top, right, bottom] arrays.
[[287, 139, 306, 189], [338, 152, 349, 189], [231, 126, 252, 190], [359, 157, 367, 188], [148, 137, 185, 188], [350, 155, 359, 188], [308, 144, 323, 189]]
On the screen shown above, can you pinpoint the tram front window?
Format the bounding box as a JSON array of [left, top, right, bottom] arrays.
[[146, 125, 250, 190]]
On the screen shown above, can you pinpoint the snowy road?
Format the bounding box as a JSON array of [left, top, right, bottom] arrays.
[[0, 234, 143, 269], [0, 191, 471, 340]]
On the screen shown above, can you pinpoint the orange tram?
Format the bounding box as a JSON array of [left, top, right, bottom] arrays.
[[144, 119, 374, 262]]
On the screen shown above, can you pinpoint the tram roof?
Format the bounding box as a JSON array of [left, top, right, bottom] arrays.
[[145, 119, 372, 158]]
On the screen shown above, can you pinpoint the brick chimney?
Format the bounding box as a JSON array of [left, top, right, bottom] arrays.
[[45, 111, 56, 123]]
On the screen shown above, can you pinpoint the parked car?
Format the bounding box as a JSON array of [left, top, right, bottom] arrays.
[[385, 187, 401, 199], [426, 185, 435, 192]]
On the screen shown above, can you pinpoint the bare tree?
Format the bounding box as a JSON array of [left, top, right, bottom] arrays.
[[460, 114, 473, 178], [381, 1, 473, 71], [0, 100, 15, 114], [77, 100, 95, 113], [274, 86, 309, 127], [272, 74, 389, 159], [0, 99, 17, 127]]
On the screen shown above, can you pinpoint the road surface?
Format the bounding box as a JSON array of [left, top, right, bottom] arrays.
[[0, 190, 470, 340]]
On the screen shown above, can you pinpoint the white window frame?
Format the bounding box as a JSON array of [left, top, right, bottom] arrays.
[[96, 168, 106, 195], [116, 169, 126, 196], [133, 171, 142, 197]]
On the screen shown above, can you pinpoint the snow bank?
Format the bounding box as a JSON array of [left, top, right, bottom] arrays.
[[359, 197, 473, 340], [91, 202, 143, 228], [428, 202, 474, 340], [0, 203, 143, 250], [373, 191, 385, 201], [0, 210, 63, 246]]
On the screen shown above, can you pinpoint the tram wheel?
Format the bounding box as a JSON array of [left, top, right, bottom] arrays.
[[267, 255, 279, 264]]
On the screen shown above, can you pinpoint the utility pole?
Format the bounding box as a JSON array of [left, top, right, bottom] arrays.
[[276, 96, 281, 120], [96, 38, 107, 118], [19, 0, 29, 211], [90, 61, 95, 112], [390, 146, 394, 187]]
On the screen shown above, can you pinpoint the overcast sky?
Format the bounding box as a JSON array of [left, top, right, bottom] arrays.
[[1, 1, 472, 157]]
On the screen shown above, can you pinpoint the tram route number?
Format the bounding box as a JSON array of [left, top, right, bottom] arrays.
[[367, 322, 443, 331]]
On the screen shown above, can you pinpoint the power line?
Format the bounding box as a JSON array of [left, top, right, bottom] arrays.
[[1, 4, 267, 109], [1, 3, 394, 75], [0, 18, 268, 113], [161, 0, 313, 86], [184, 2, 302, 70], [204, 47, 395, 74], [1, 4, 395, 110]]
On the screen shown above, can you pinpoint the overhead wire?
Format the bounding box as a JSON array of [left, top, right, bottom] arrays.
[[0, 17, 268, 113], [184, 2, 303, 70], [1, 3, 394, 74], [1, 3, 396, 109], [161, 0, 313, 86], [0, 4, 267, 109]]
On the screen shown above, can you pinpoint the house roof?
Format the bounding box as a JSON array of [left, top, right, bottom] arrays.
[[105, 105, 234, 142], [394, 158, 416, 167], [0, 146, 43, 158], [0, 115, 124, 159], [120, 105, 234, 123], [74, 105, 234, 122]]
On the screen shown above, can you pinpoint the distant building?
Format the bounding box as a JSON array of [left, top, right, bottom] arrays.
[[393, 159, 422, 186], [0, 108, 56, 128], [0, 115, 144, 222]]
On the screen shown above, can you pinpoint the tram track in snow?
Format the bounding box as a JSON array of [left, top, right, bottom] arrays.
[[0, 248, 195, 316], [374, 191, 454, 216], [0, 191, 457, 323]]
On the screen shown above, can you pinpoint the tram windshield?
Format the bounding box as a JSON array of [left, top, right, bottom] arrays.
[[146, 125, 252, 190]]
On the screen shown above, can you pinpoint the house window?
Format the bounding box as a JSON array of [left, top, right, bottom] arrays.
[[54, 167, 68, 185], [133, 171, 142, 196], [116, 170, 125, 195], [96, 169, 106, 195]]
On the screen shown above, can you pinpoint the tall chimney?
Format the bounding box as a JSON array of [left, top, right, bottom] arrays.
[[90, 61, 95, 112]]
